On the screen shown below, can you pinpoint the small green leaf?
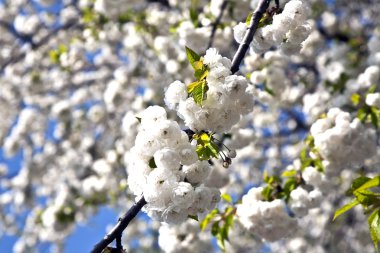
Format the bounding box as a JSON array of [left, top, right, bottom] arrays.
[[185, 46, 201, 69], [263, 171, 269, 183], [192, 79, 207, 105], [368, 209, 380, 252], [358, 107, 368, 122], [194, 65, 209, 80], [354, 190, 378, 207], [221, 193, 232, 203], [282, 169, 297, 177], [211, 221, 220, 236], [305, 135, 315, 147], [355, 189, 380, 197], [261, 186, 274, 201], [263, 82, 275, 96], [283, 178, 297, 202], [246, 12, 253, 25], [370, 107, 379, 128], [49, 50, 59, 63], [368, 84, 377, 94], [200, 209, 219, 231], [333, 199, 360, 221], [351, 93, 361, 106], [355, 176, 380, 192], [207, 142, 219, 158], [347, 177, 371, 195], [216, 231, 226, 253], [189, 7, 198, 27], [257, 12, 272, 29], [187, 80, 200, 94]]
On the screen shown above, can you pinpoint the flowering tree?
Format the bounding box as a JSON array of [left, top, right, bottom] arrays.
[[0, 0, 380, 252]]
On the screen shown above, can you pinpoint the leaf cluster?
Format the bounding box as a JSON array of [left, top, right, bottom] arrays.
[[193, 132, 219, 161], [185, 47, 210, 106], [200, 193, 235, 253], [334, 175, 380, 252]]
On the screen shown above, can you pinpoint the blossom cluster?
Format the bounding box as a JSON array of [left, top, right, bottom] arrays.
[[158, 220, 212, 253], [236, 187, 298, 242], [310, 108, 377, 172], [127, 106, 220, 224], [165, 48, 255, 133], [234, 0, 311, 54]]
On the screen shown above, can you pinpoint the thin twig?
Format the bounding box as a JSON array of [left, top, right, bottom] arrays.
[[230, 0, 271, 74], [115, 231, 122, 251], [207, 0, 228, 48], [91, 197, 147, 253]]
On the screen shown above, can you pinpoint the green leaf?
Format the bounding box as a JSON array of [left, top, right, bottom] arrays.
[[187, 80, 200, 94], [196, 142, 219, 160], [261, 186, 274, 201], [263, 170, 269, 183], [192, 79, 207, 105], [358, 107, 369, 122], [368, 84, 377, 94], [354, 190, 378, 207], [221, 193, 232, 203], [263, 82, 275, 96], [187, 79, 208, 106], [83, 7, 96, 23], [333, 199, 360, 221], [283, 178, 297, 202], [368, 209, 380, 252], [49, 50, 60, 63], [200, 209, 219, 231], [282, 169, 297, 177], [355, 176, 380, 192], [313, 157, 324, 172], [189, 7, 198, 27], [351, 93, 361, 106], [185, 46, 201, 69], [355, 189, 380, 197], [246, 12, 253, 25], [370, 107, 379, 128], [257, 12, 272, 29], [347, 177, 371, 195], [194, 65, 209, 80], [216, 231, 226, 253], [305, 135, 315, 147], [207, 142, 219, 158], [211, 221, 220, 236]]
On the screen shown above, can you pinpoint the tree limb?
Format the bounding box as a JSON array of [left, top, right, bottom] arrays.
[[90, 197, 147, 253], [207, 0, 228, 49], [230, 0, 271, 74]]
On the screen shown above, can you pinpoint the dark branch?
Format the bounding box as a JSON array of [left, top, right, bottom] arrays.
[[230, 0, 271, 74], [91, 197, 147, 253], [207, 0, 228, 48], [115, 232, 122, 251], [146, 0, 170, 7], [0, 20, 81, 70]]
